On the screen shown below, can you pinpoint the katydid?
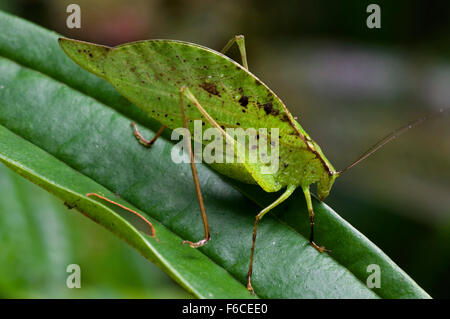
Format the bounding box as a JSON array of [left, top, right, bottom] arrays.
[[58, 35, 448, 294]]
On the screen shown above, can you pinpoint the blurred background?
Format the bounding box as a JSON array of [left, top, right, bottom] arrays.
[[0, 0, 449, 298]]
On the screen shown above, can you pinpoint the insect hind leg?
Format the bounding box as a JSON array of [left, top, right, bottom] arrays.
[[178, 86, 211, 248]]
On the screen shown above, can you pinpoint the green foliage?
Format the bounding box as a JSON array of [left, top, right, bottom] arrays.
[[0, 164, 189, 298], [0, 11, 430, 298]]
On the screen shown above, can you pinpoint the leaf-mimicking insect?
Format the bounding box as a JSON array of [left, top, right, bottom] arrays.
[[59, 35, 448, 294]]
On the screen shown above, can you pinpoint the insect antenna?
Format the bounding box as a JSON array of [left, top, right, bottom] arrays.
[[86, 193, 156, 237], [338, 107, 449, 175]]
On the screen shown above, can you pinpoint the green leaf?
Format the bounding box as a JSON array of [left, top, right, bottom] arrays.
[[0, 163, 189, 298], [0, 125, 252, 298], [0, 10, 430, 298]]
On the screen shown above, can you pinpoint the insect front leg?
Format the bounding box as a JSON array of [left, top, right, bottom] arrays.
[[221, 35, 248, 70], [302, 186, 329, 253], [131, 122, 166, 148], [178, 87, 211, 248], [247, 185, 296, 294]]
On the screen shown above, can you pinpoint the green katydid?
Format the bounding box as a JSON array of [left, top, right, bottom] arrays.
[[58, 35, 448, 294]]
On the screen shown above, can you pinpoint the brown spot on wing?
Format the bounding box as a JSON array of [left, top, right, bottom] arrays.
[[263, 102, 279, 116], [200, 82, 220, 96], [263, 103, 273, 114], [239, 95, 249, 107]]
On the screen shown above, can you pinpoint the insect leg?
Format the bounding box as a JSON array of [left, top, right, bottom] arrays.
[[182, 87, 249, 168], [302, 185, 329, 253], [178, 87, 211, 248], [131, 122, 166, 148], [182, 87, 241, 147], [221, 35, 248, 70], [247, 184, 297, 294]]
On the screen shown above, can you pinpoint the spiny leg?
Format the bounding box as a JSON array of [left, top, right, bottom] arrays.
[[179, 86, 248, 245], [131, 122, 166, 148], [178, 87, 211, 248], [247, 184, 297, 294], [221, 35, 248, 70], [302, 186, 329, 253]]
